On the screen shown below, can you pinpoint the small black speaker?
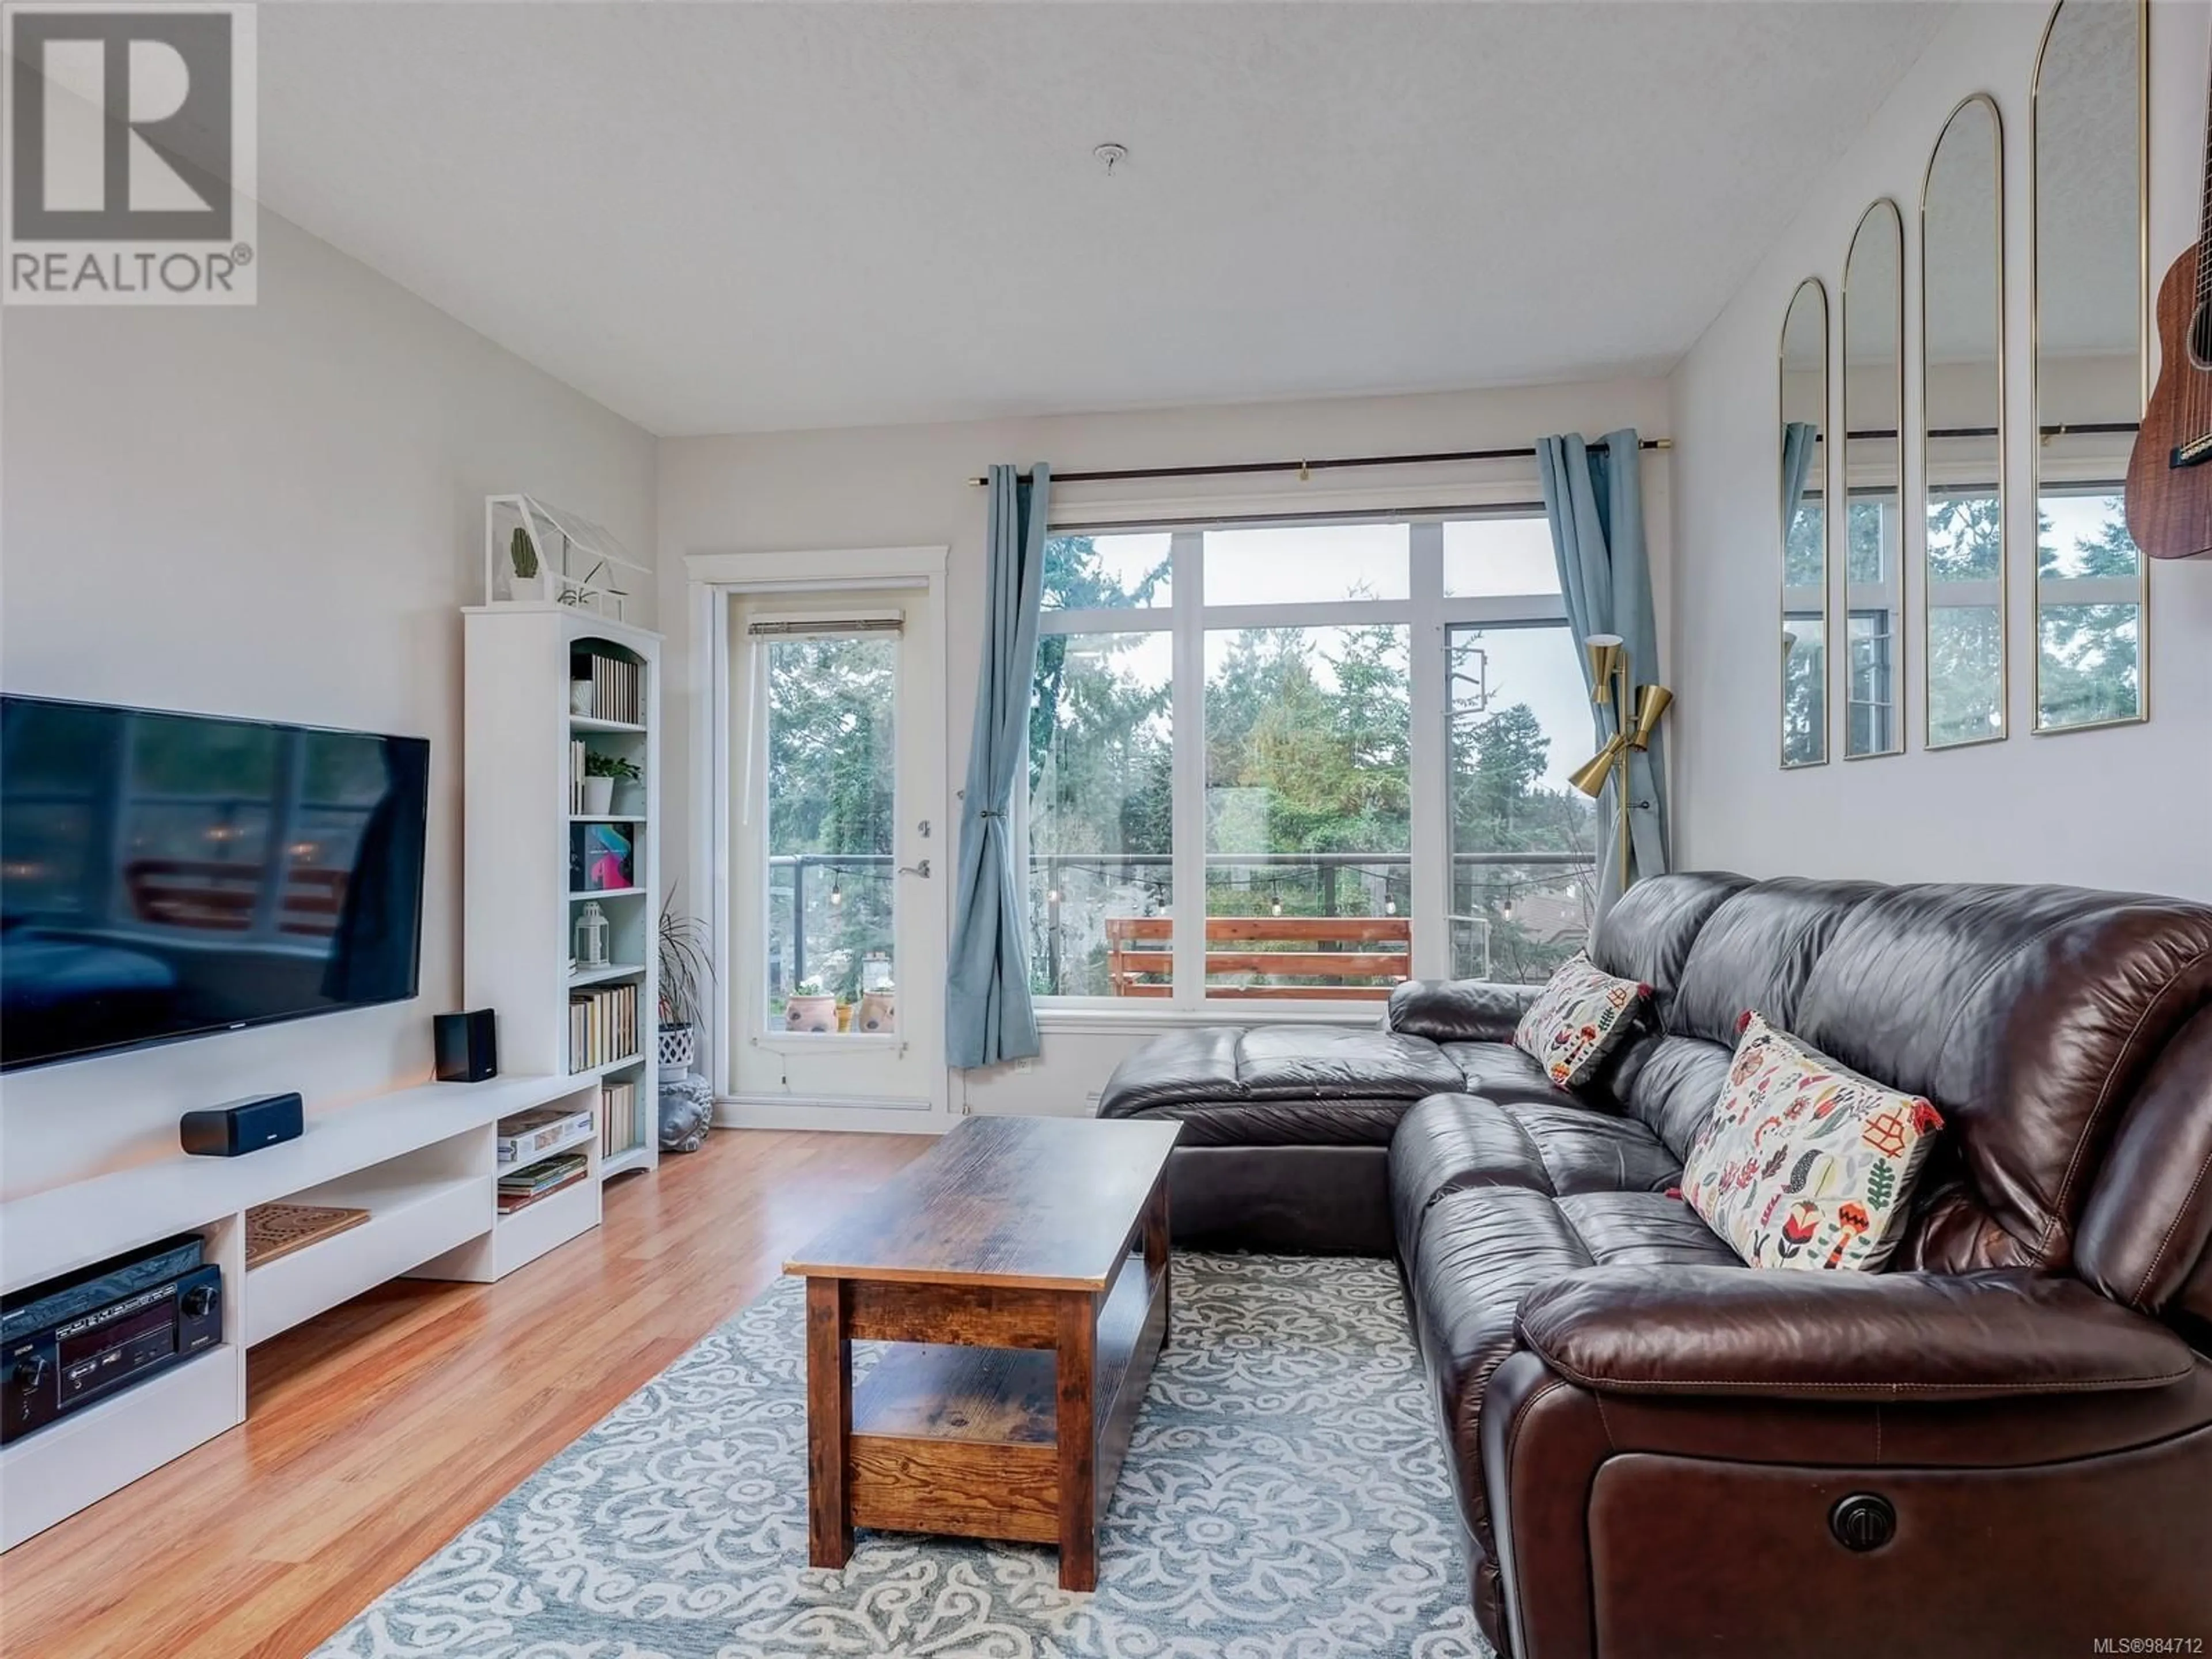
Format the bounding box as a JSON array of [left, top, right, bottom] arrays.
[[180, 1093, 304, 1157], [434, 1009, 498, 1083]]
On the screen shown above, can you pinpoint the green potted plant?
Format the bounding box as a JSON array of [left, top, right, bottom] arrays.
[[580, 751, 639, 816], [786, 975, 836, 1034], [508, 525, 544, 602], [656, 891, 711, 1073]]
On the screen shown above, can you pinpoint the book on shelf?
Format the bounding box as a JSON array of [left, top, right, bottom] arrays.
[[572, 649, 643, 726], [568, 981, 638, 1072], [569, 737, 587, 813], [570, 821, 634, 891], [499, 1149, 587, 1194], [497, 1149, 589, 1213], [601, 1078, 641, 1158], [497, 1105, 594, 1165]]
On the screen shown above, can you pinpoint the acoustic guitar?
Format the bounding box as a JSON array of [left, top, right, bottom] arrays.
[[2126, 50, 2212, 559]]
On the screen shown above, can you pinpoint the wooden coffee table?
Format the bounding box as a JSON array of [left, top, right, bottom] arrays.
[[784, 1114, 1181, 1591]]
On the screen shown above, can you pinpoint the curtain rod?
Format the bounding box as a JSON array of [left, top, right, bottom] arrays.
[[966, 437, 1671, 488], [1835, 421, 2140, 443]]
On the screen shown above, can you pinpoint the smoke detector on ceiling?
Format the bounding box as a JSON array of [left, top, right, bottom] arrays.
[[1092, 143, 1129, 177]]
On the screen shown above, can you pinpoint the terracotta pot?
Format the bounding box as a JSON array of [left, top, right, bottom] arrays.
[[785, 994, 836, 1034], [857, 991, 897, 1034]]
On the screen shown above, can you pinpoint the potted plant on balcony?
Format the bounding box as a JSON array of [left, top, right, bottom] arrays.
[[786, 976, 837, 1034], [857, 975, 896, 1034], [656, 892, 711, 1073]]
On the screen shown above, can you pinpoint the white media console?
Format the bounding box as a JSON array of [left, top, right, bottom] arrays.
[[0, 1069, 615, 1550]]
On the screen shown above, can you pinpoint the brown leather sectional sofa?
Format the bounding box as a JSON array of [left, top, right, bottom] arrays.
[[1098, 872, 2212, 1656]]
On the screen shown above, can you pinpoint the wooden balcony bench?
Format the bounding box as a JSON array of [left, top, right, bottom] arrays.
[[1103, 915, 1412, 999]]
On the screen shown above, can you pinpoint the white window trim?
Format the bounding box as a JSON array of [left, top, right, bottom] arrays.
[[1037, 1002, 1377, 1035], [2035, 576, 2141, 607], [1046, 473, 1562, 532], [1031, 510, 1574, 1013], [1927, 578, 2002, 609]]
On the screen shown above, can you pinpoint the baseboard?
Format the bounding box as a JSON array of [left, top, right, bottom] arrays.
[[713, 1097, 949, 1135]]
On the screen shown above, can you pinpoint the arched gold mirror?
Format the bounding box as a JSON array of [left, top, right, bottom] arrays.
[[2032, 0, 2147, 732], [1843, 199, 1905, 759], [1781, 279, 1830, 768], [1922, 94, 2007, 749]]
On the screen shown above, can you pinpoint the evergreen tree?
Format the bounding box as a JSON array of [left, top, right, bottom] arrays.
[[766, 637, 895, 1002], [2036, 498, 2141, 728], [1925, 493, 2004, 744]]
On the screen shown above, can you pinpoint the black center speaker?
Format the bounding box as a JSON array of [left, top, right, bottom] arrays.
[[434, 1009, 498, 1083], [180, 1093, 303, 1157]]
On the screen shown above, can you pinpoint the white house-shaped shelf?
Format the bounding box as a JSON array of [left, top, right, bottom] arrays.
[[483, 494, 652, 620]]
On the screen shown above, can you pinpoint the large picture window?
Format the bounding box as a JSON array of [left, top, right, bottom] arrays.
[[1028, 511, 1596, 1006]]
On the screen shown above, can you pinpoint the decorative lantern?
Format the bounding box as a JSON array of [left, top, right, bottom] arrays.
[[574, 901, 609, 969]]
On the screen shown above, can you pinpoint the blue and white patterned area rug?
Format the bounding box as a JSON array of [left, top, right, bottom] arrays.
[[315, 1254, 1491, 1658]]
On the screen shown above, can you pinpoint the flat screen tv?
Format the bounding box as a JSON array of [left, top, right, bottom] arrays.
[[0, 694, 428, 1071]]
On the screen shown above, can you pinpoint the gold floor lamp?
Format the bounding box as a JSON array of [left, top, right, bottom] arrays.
[[1566, 632, 1673, 895]]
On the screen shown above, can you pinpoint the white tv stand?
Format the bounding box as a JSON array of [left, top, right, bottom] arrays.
[[0, 1069, 614, 1551]]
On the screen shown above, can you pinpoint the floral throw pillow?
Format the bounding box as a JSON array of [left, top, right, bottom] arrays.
[[1511, 952, 1650, 1088], [1683, 1012, 1945, 1273]]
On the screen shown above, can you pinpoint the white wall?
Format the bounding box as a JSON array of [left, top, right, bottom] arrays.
[[1669, 0, 2212, 899], [657, 378, 1671, 1118], [0, 209, 656, 1195]]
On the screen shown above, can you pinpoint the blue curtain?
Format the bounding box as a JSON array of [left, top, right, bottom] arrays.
[[1535, 430, 1668, 921], [1780, 420, 1818, 533], [946, 463, 1050, 1067]]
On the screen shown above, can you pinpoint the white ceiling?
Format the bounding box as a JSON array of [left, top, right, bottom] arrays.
[[256, 2, 1950, 437]]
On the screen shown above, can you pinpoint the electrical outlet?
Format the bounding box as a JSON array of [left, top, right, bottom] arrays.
[[1012, 1057, 1034, 1075]]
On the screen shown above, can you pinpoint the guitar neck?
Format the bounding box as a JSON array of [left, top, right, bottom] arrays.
[[2198, 42, 2212, 306]]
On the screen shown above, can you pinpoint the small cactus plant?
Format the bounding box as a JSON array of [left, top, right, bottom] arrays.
[[509, 525, 539, 578]]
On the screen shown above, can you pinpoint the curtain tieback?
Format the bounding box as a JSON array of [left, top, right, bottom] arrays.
[[976, 807, 1006, 820]]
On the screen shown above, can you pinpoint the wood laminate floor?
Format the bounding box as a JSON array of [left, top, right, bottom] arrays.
[[0, 1128, 933, 1659]]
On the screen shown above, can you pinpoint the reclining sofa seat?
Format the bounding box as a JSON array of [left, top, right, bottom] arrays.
[[1098, 872, 2212, 1657]]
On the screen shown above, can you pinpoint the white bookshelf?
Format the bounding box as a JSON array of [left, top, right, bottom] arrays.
[[463, 607, 662, 1195]]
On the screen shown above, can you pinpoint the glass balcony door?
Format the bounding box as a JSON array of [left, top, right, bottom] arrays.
[[727, 587, 942, 1113]]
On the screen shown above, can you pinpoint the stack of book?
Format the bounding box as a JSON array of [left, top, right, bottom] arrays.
[[574, 650, 643, 725], [497, 1105, 594, 1166], [569, 982, 638, 1072], [601, 1078, 639, 1157], [568, 737, 588, 813], [497, 1150, 589, 1214]]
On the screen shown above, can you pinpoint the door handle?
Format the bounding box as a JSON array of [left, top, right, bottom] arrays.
[[899, 859, 931, 878]]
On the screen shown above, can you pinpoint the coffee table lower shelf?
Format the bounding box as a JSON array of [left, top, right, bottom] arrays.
[[810, 1252, 1169, 1591]]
